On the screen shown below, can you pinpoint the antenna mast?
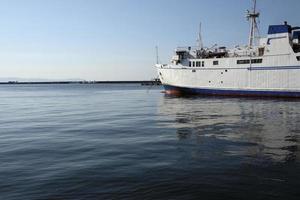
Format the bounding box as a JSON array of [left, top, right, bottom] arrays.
[[197, 22, 203, 49], [155, 46, 159, 64], [247, 0, 260, 48]]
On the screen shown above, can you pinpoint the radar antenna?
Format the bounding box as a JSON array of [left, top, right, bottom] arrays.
[[247, 0, 260, 48]]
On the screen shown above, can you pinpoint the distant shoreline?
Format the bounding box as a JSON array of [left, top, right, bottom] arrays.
[[0, 80, 161, 85]]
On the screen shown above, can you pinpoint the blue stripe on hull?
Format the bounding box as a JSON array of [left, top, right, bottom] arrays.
[[163, 85, 300, 98]]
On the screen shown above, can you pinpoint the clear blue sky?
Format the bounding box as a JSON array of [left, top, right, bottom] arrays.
[[0, 0, 299, 81]]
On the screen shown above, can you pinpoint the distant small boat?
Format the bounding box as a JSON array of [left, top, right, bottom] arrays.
[[156, 0, 300, 97]]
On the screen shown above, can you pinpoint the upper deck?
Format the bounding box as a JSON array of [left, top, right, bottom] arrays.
[[170, 22, 300, 67]]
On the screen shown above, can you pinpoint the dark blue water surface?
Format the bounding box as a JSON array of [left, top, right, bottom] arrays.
[[0, 84, 300, 200]]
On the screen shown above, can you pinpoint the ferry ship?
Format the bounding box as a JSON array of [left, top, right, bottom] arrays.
[[156, 0, 300, 97]]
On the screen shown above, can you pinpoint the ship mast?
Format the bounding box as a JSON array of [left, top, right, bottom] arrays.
[[247, 0, 260, 48], [155, 46, 160, 64], [197, 22, 203, 49]]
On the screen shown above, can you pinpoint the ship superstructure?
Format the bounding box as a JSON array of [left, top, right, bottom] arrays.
[[156, 0, 300, 97]]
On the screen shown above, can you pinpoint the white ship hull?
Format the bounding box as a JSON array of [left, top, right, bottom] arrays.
[[158, 64, 300, 97]]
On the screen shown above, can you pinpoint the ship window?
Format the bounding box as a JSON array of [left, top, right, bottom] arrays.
[[192, 61, 195, 67], [202, 61, 205, 67], [297, 56, 300, 61], [213, 61, 219, 65], [237, 59, 250, 64], [189, 61, 192, 67], [251, 59, 263, 64]]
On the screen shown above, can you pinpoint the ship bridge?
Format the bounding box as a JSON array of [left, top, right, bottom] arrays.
[[266, 22, 300, 53]]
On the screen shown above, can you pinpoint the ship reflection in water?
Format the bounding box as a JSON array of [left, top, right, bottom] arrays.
[[158, 96, 300, 164]]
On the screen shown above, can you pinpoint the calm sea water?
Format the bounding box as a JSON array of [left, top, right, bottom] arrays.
[[0, 84, 299, 200]]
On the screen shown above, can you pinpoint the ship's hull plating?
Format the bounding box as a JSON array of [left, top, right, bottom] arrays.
[[158, 64, 300, 98]]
